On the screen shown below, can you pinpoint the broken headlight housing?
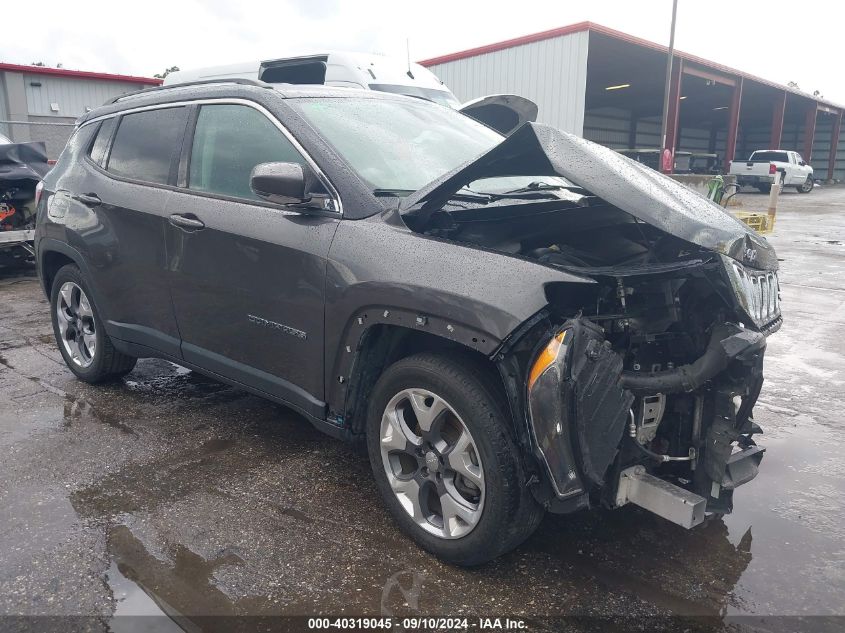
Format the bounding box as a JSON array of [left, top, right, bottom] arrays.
[[722, 255, 781, 328]]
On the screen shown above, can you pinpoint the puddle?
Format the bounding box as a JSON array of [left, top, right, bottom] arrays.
[[105, 561, 185, 632], [4, 268, 844, 625], [57, 359, 844, 625], [723, 417, 845, 616], [124, 360, 247, 407], [63, 396, 138, 436]]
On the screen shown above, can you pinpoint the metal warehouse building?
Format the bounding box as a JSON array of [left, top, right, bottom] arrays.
[[0, 64, 160, 158], [422, 22, 845, 181]]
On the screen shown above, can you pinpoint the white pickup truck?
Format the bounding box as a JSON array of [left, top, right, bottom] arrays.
[[729, 150, 814, 193]]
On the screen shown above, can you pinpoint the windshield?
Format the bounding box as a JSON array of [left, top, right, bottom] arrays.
[[368, 84, 461, 109], [293, 97, 568, 196]]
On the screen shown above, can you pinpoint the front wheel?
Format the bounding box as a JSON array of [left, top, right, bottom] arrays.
[[797, 176, 813, 193], [366, 352, 543, 566]]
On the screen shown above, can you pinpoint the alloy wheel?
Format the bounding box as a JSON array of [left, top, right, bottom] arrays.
[[379, 388, 485, 539], [56, 281, 96, 368]]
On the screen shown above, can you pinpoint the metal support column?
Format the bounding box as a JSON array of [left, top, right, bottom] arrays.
[[629, 114, 638, 149], [828, 111, 842, 182], [724, 77, 744, 168], [770, 91, 786, 149], [662, 60, 683, 173], [803, 105, 817, 161]]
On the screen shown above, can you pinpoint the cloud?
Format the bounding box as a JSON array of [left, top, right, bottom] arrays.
[[1, 0, 842, 103], [287, 0, 341, 20]]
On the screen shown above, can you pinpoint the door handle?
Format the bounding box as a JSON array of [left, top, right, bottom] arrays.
[[75, 193, 101, 207], [169, 213, 205, 230]]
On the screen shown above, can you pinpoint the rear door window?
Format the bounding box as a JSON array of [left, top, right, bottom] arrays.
[[187, 104, 306, 201], [107, 107, 188, 185]]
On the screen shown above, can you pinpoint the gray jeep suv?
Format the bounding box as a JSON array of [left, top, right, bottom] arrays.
[[35, 80, 780, 565]]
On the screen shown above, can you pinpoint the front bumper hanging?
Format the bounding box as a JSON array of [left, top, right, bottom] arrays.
[[526, 317, 768, 524]]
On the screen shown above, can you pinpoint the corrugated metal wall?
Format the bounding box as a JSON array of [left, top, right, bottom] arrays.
[[583, 109, 727, 158], [23, 75, 145, 118], [582, 107, 630, 148], [810, 118, 845, 181], [0, 75, 8, 137], [425, 30, 590, 135]]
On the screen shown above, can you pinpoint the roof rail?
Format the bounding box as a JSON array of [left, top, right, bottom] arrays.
[[105, 77, 273, 105]]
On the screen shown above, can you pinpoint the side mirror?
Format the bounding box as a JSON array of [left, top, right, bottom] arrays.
[[799, 160, 806, 166], [250, 162, 310, 204]]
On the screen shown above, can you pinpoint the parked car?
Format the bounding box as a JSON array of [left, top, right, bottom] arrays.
[[35, 80, 780, 565], [164, 52, 537, 135], [729, 149, 814, 193], [1, 139, 51, 265]]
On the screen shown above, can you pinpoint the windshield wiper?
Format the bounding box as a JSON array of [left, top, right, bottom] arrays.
[[501, 181, 581, 194]]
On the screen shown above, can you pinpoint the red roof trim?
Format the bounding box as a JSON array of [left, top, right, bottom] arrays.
[[420, 21, 843, 112], [419, 22, 591, 66], [0, 62, 161, 85]]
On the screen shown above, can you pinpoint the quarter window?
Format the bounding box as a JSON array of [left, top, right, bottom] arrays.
[[89, 118, 116, 167], [188, 104, 306, 201], [107, 107, 188, 185]]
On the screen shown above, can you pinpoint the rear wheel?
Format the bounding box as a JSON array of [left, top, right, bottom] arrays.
[[797, 176, 813, 193], [756, 183, 771, 194], [366, 352, 543, 565], [50, 264, 136, 383]]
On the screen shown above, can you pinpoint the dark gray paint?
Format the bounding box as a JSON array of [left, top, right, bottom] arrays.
[[164, 187, 338, 412], [36, 83, 772, 462], [402, 123, 778, 271], [322, 209, 591, 413]]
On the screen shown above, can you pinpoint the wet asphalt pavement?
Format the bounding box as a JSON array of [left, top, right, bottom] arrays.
[[1, 186, 844, 632]]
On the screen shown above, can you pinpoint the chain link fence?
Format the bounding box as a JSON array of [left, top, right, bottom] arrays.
[[0, 119, 77, 160]]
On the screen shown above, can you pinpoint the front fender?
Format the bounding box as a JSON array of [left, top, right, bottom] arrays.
[[323, 212, 592, 420]]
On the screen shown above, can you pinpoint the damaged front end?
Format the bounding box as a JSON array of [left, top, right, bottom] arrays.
[[524, 309, 769, 527], [401, 122, 782, 528]]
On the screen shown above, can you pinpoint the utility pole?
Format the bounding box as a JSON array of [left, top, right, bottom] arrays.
[[660, 0, 679, 173]]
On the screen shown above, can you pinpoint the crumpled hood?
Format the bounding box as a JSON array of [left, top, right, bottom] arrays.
[[0, 141, 51, 184], [402, 123, 777, 270]]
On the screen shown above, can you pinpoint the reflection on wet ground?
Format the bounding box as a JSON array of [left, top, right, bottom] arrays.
[[2, 190, 845, 632]]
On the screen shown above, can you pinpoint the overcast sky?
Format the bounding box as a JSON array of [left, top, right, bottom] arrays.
[[3, 0, 843, 103]]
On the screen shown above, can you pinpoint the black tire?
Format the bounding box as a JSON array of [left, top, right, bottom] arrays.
[[366, 352, 543, 566], [50, 264, 136, 383], [796, 176, 813, 194], [756, 184, 771, 194]]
